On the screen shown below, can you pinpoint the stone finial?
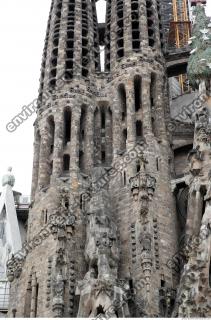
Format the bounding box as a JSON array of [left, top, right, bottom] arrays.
[[2, 167, 15, 187]]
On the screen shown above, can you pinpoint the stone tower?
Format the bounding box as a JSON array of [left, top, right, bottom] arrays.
[[6, 0, 202, 317]]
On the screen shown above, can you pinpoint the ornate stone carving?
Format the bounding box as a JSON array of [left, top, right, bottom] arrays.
[[129, 163, 156, 216], [188, 145, 203, 175], [85, 208, 119, 282], [52, 270, 65, 317], [6, 255, 24, 282], [195, 108, 211, 145]]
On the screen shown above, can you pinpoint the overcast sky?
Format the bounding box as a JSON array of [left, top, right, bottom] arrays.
[[0, 0, 210, 195]]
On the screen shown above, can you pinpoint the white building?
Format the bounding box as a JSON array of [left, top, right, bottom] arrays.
[[0, 168, 29, 315]]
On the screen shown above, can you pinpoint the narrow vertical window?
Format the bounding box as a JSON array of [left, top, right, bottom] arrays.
[[118, 84, 127, 121], [48, 116, 55, 154], [150, 73, 156, 108], [122, 129, 127, 151], [101, 150, 106, 164], [134, 76, 142, 112], [101, 110, 106, 129], [123, 171, 126, 186], [64, 108, 71, 145], [79, 151, 85, 171], [63, 154, 70, 172], [136, 120, 142, 139]]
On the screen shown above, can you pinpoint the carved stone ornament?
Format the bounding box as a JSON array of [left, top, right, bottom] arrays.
[[6, 255, 24, 282], [52, 270, 65, 317]]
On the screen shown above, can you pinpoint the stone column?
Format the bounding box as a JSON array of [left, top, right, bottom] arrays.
[[142, 77, 153, 137], [112, 99, 122, 159], [52, 112, 64, 178], [193, 190, 204, 235], [110, 0, 117, 70], [31, 127, 40, 200], [126, 79, 136, 151], [56, 0, 68, 83], [139, 0, 149, 49], [70, 108, 81, 171], [38, 126, 51, 188], [73, 0, 82, 76], [186, 190, 203, 237], [124, 0, 132, 56], [151, 0, 162, 51], [105, 107, 113, 165], [84, 106, 94, 173], [154, 78, 167, 140]]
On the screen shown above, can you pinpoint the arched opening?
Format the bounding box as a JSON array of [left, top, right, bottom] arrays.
[[48, 116, 55, 154], [80, 106, 86, 142], [122, 128, 127, 151], [118, 84, 127, 121], [101, 110, 106, 129], [63, 154, 70, 172], [64, 108, 71, 145], [209, 257, 211, 287], [96, 305, 105, 316], [123, 171, 127, 186], [134, 76, 142, 112], [101, 150, 106, 164], [79, 150, 85, 171], [174, 144, 193, 178], [79, 106, 86, 171], [136, 120, 142, 139], [150, 73, 156, 108]]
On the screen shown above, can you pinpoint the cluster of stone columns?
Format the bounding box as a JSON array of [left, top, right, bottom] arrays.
[[112, 73, 164, 154], [31, 103, 113, 196], [105, 0, 163, 70]]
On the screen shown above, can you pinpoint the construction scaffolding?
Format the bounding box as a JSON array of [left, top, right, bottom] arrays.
[[168, 0, 191, 49]]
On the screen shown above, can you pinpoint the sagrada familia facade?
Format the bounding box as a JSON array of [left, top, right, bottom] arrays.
[[5, 0, 211, 317]]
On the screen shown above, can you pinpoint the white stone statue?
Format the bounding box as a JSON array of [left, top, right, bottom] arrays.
[[2, 167, 15, 187]]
